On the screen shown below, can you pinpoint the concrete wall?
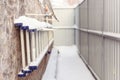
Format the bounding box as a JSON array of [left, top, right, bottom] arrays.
[[0, 0, 51, 80], [0, 0, 24, 80], [53, 8, 75, 46]]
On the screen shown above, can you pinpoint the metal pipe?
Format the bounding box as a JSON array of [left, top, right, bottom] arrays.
[[78, 28, 120, 41]]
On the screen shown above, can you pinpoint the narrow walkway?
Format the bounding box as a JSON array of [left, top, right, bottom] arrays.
[[56, 46, 95, 80], [42, 46, 95, 80]]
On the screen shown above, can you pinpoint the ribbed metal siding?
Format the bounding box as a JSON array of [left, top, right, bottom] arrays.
[[80, 0, 88, 29], [75, 6, 80, 49], [80, 32, 89, 63], [88, 34, 103, 79], [79, 0, 89, 63], [104, 0, 120, 80], [54, 29, 75, 46], [88, 0, 103, 79], [76, 0, 120, 80]]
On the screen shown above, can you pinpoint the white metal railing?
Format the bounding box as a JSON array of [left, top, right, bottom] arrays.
[[76, 28, 120, 41], [14, 16, 54, 77]]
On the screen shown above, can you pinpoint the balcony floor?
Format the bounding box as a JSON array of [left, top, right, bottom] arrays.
[[56, 46, 95, 80], [42, 46, 95, 80]]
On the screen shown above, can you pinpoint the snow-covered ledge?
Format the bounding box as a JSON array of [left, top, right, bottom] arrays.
[[14, 16, 54, 31]]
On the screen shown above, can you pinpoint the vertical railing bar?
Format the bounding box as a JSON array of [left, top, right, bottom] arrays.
[[41, 32, 43, 52], [41, 32, 43, 51], [39, 31, 42, 54], [38, 30, 39, 56], [43, 32, 45, 51], [20, 29, 26, 68], [21, 29, 32, 74], [35, 31, 39, 57], [37, 31, 40, 56], [30, 31, 36, 61], [42, 32, 44, 51], [25, 30, 31, 65]]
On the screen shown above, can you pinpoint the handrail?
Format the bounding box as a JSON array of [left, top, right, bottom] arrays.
[[76, 28, 120, 41]]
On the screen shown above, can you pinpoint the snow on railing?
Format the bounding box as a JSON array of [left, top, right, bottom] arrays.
[[14, 16, 54, 77]]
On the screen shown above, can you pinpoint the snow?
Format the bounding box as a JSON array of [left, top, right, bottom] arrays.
[[42, 46, 95, 80], [42, 48, 59, 80], [14, 16, 53, 30]]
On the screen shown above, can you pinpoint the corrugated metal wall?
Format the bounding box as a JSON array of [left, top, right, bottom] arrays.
[[54, 28, 75, 46], [75, 0, 120, 80], [53, 8, 75, 46], [75, 6, 80, 49]]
